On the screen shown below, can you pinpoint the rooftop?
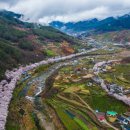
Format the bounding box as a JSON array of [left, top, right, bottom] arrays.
[[107, 111, 117, 116]]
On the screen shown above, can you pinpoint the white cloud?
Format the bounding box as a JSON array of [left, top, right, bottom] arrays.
[[0, 2, 9, 10], [1, 0, 130, 23]]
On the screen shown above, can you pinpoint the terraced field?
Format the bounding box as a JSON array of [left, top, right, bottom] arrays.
[[6, 52, 130, 130]]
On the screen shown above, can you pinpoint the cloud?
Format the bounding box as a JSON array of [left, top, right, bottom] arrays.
[[1, 0, 130, 23]]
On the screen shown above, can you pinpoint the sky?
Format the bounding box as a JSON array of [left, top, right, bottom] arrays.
[[0, 0, 130, 24]]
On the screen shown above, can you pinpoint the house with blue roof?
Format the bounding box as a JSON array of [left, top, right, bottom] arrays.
[[117, 116, 129, 125]]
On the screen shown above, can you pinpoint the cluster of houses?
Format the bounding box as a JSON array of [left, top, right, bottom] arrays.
[[93, 60, 115, 74], [108, 63, 129, 96], [107, 84, 124, 96], [106, 83, 130, 97], [93, 59, 130, 103], [96, 110, 118, 123], [96, 110, 130, 130], [93, 59, 121, 74], [82, 37, 103, 48]]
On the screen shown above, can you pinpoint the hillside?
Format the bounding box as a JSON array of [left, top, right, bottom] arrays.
[[50, 14, 130, 36], [0, 10, 79, 80], [87, 30, 130, 47]]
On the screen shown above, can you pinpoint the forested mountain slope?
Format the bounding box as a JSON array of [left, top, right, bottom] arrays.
[[0, 10, 79, 80]]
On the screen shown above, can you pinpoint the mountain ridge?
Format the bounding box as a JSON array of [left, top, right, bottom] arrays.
[[50, 14, 130, 36]]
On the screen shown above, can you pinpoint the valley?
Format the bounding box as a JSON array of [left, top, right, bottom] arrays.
[[0, 9, 130, 130], [4, 47, 130, 130]]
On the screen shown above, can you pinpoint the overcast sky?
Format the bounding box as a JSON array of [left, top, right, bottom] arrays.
[[0, 0, 130, 23]]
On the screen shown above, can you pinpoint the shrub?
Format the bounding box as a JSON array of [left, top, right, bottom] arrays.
[[18, 40, 34, 51], [43, 49, 56, 57]]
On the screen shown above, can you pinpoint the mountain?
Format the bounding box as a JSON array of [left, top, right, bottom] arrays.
[[50, 13, 130, 36], [50, 18, 99, 35], [0, 10, 79, 80]]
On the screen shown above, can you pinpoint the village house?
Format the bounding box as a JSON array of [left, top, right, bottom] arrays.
[[96, 111, 106, 122], [106, 111, 118, 123], [123, 89, 130, 95], [107, 84, 124, 95], [117, 116, 129, 125]]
